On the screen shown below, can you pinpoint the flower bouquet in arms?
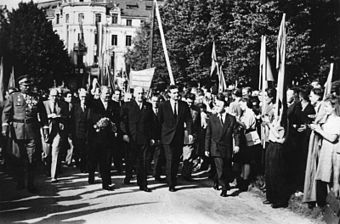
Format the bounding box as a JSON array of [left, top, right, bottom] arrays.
[[94, 117, 117, 133]]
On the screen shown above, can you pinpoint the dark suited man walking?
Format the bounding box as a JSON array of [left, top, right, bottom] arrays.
[[205, 94, 240, 197], [121, 87, 153, 192], [71, 88, 90, 173], [88, 86, 119, 191], [158, 85, 193, 192], [2, 75, 48, 193]]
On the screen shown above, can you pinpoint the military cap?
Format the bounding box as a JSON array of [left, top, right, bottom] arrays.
[[17, 74, 33, 85]]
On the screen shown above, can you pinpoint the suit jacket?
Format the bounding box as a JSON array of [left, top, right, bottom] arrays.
[[184, 105, 201, 144], [43, 100, 69, 141], [72, 102, 90, 139], [2, 92, 48, 140], [120, 100, 153, 145], [205, 113, 240, 159], [151, 108, 161, 141], [158, 100, 193, 145], [88, 99, 120, 147]]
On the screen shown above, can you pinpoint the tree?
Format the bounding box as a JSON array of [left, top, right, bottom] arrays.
[[125, 0, 340, 90], [5, 2, 73, 88]]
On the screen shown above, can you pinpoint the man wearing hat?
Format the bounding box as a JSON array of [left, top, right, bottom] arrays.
[[2, 75, 49, 193]]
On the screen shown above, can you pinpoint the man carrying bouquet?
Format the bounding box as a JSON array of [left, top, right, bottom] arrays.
[[88, 86, 119, 191], [120, 86, 153, 192]]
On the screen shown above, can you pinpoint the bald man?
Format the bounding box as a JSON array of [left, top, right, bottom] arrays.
[[120, 87, 153, 192], [43, 88, 69, 182]]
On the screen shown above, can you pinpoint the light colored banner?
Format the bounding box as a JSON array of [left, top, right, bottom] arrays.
[[129, 67, 156, 90]]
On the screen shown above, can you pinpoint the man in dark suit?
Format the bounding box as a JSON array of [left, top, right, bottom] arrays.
[[205, 94, 240, 197], [158, 85, 193, 192], [182, 93, 201, 180], [88, 86, 119, 191], [120, 87, 153, 192], [2, 75, 48, 192], [43, 88, 69, 182], [111, 89, 123, 174], [149, 94, 165, 181], [71, 88, 90, 173]]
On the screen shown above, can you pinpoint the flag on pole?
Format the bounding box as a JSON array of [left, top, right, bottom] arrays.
[[259, 36, 274, 91], [210, 41, 219, 76], [275, 13, 287, 125], [8, 66, 15, 90], [323, 63, 334, 99], [218, 65, 227, 93], [0, 57, 4, 103]]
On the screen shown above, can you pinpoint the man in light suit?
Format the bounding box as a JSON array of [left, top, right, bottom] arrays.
[[158, 85, 193, 192], [182, 93, 201, 180], [43, 88, 69, 182], [205, 94, 240, 197]]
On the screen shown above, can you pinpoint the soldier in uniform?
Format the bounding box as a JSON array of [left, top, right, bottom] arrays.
[[2, 75, 48, 193]]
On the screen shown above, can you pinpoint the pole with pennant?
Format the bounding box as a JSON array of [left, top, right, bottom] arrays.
[[0, 57, 4, 103], [8, 66, 15, 90], [323, 63, 334, 100], [275, 13, 287, 126]]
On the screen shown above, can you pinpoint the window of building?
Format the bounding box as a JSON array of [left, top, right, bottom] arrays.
[[126, 19, 132, 26], [111, 35, 117, 46], [79, 0, 84, 2], [96, 13, 101, 23], [126, 35, 132, 46], [126, 4, 138, 9], [56, 14, 60, 24], [65, 14, 69, 23], [146, 5, 152, 10], [94, 56, 98, 63], [78, 13, 84, 23], [112, 14, 118, 24]]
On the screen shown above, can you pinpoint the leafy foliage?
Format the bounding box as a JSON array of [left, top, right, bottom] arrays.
[[0, 2, 73, 89], [127, 0, 340, 90]]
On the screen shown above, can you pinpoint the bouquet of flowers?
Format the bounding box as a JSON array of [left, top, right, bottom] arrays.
[[94, 117, 117, 133]]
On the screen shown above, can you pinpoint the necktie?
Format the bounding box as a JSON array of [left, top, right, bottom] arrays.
[[173, 102, 177, 118], [219, 115, 224, 126], [81, 104, 85, 112], [52, 102, 56, 113]]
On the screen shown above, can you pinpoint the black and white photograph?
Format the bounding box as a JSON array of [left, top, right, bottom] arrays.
[[0, 0, 339, 223]]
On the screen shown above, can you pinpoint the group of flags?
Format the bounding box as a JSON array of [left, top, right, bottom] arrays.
[[210, 13, 334, 127], [210, 41, 227, 93]]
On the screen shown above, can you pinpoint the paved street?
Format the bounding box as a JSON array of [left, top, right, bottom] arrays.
[[0, 167, 318, 224]]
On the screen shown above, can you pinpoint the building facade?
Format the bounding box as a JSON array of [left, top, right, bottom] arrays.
[[38, 0, 154, 79]]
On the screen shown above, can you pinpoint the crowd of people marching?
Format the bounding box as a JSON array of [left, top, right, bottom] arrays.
[[1, 74, 340, 211]]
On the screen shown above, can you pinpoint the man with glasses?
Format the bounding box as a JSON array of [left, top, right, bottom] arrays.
[[43, 88, 69, 183]]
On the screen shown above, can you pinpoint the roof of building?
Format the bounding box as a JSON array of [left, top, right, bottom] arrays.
[[37, 0, 164, 18]]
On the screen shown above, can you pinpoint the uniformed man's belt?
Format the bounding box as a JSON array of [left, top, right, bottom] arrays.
[[13, 118, 36, 123]]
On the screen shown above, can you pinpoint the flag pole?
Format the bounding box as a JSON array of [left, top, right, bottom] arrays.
[[323, 63, 334, 99], [275, 13, 287, 125], [154, 0, 175, 85]]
